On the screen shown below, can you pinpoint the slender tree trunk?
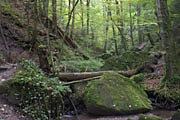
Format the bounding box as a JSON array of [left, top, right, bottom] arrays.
[[32, 0, 38, 48], [86, 0, 90, 35], [112, 24, 118, 55], [80, 0, 84, 34], [59, 0, 64, 27], [129, 3, 134, 46], [52, 0, 57, 34], [137, 4, 143, 45], [120, 1, 127, 50], [70, 0, 76, 39]]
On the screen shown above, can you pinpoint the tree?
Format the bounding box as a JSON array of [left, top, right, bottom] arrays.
[[70, 0, 76, 39], [86, 0, 90, 35], [52, 0, 57, 34], [156, 0, 180, 85], [129, 2, 134, 46], [137, 2, 143, 45], [115, 0, 127, 51]]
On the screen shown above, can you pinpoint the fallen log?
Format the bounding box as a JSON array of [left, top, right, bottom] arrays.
[[59, 70, 137, 82], [59, 63, 149, 82], [41, 15, 89, 59]]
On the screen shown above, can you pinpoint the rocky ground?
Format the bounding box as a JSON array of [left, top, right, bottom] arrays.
[[0, 63, 32, 120]]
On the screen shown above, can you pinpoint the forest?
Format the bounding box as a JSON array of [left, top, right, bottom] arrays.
[[0, 0, 180, 120]]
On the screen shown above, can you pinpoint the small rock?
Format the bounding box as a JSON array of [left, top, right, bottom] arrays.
[[138, 114, 163, 120]]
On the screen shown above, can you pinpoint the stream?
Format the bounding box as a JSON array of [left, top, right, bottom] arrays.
[[62, 109, 175, 120]]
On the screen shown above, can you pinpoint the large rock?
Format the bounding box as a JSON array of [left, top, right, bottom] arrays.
[[83, 72, 152, 116]]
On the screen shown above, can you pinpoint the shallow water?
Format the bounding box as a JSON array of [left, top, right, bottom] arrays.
[[62, 109, 175, 120]]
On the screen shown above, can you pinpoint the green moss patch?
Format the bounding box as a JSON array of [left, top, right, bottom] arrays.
[[83, 72, 152, 116], [172, 109, 180, 120], [138, 115, 163, 120], [130, 74, 145, 83]]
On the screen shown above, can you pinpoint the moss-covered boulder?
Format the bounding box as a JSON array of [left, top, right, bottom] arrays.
[[83, 72, 152, 116], [138, 115, 163, 120], [172, 109, 180, 120], [102, 49, 156, 71]]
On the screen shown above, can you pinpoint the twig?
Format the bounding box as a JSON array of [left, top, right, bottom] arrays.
[[63, 76, 101, 85], [68, 96, 80, 120]]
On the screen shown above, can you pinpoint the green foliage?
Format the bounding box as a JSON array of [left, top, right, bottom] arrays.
[[61, 59, 104, 72], [172, 109, 180, 120], [0, 1, 24, 27], [154, 84, 180, 105], [10, 59, 71, 120], [128, 119, 133, 120], [102, 49, 155, 71], [130, 74, 145, 83]]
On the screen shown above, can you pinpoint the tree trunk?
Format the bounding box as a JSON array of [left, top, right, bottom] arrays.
[[59, 70, 137, 81], [58, 64, 149, 81], [59, 0, 64, 27], [70, 0, 76, 39], [116, 0, 127, 51], [86, 0, 90, 35], [52, 0, 57, 34], [137, 4, 143, 45], [156, 0, 180, 84], [129, 3, 134, 46], [80, 0, 84, 35]]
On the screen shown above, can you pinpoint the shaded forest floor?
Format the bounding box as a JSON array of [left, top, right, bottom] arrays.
[[0, 63, 32, 120], [0, 1, 36, 119]]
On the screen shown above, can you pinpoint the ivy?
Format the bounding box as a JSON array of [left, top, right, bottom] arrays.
[[10, 59, 71, 120]]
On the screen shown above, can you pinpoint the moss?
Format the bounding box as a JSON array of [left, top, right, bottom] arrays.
[[102, 49, 156, 71], [138, 115, 163, 120], [130, 74, 145, 83], [83, 72, 152, 115], [128, 119, 133, 120], [172, 109, 180, 120], [0, 2, 24, 27]]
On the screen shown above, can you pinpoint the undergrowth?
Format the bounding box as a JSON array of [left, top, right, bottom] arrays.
[[0, 51, 4, 64], [155, 85, 180, 106], [9, 59, 71, 120], [60, 59, 104, 72]]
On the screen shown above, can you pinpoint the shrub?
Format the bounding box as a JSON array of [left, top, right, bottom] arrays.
[[61, 59, 104, 72], [10, 59, 71, 120]]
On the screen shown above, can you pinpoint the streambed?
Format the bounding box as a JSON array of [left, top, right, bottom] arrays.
[[62, 109, 175, 120]]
